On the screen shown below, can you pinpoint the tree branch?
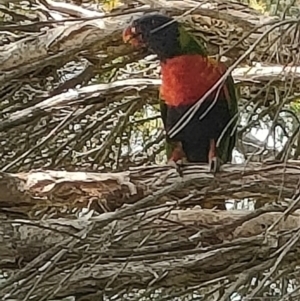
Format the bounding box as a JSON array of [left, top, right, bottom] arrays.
[[0, 202, 299, 299], [0, 0, 298, 85], [1, 63, 299, 132], [0, 160, 299, 218]]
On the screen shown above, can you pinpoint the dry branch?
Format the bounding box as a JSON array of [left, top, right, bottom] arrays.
[[1, 64, 299, 133], [0, 198, 300, 299], [1, 160, 300, 218], [1, 0, 299, 86], [1, 0, 299, 176], [1, 1, 300, 300]]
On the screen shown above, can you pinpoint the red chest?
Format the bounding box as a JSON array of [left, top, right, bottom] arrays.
[[160, 55, 227, 107]]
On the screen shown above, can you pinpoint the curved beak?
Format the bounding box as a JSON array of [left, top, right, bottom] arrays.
[[122, 25, 134, 43], [122, 25, 144, 47]]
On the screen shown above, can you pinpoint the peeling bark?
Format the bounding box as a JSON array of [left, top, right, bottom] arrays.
[[1, 63, 299, 133], [0, 0, 298, 86], [0, 160, 299, 217], [1, 161, 300, 299], [0, 204, 300, 299]]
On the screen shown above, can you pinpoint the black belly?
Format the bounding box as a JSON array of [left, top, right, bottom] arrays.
[[165, 99, 231, 163]]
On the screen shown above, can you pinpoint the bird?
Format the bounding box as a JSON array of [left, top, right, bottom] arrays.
[[122, 14, 238, 208]]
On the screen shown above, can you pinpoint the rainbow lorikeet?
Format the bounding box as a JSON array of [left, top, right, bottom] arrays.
[[122, 14, 238, 178]]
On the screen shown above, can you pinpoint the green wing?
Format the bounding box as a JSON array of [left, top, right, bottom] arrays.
[[159, 98, 172, 159], [159, 98, 180, 160], [217, 75, 238, 163]]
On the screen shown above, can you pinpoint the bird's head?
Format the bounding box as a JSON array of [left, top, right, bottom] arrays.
[[122, 14, 181, 59]]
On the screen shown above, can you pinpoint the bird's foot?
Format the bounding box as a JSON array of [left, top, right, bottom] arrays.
[[209, 156, 222, 174], [167, 159, 184, 177]]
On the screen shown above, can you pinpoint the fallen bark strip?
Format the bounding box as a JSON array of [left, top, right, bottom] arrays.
[[0, 160, 299, 218], [1, 63, 299, 132], [0, 205, 300, 299]]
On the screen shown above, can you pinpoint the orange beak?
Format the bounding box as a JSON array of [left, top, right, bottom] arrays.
[[122, 25, 144, 47]]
